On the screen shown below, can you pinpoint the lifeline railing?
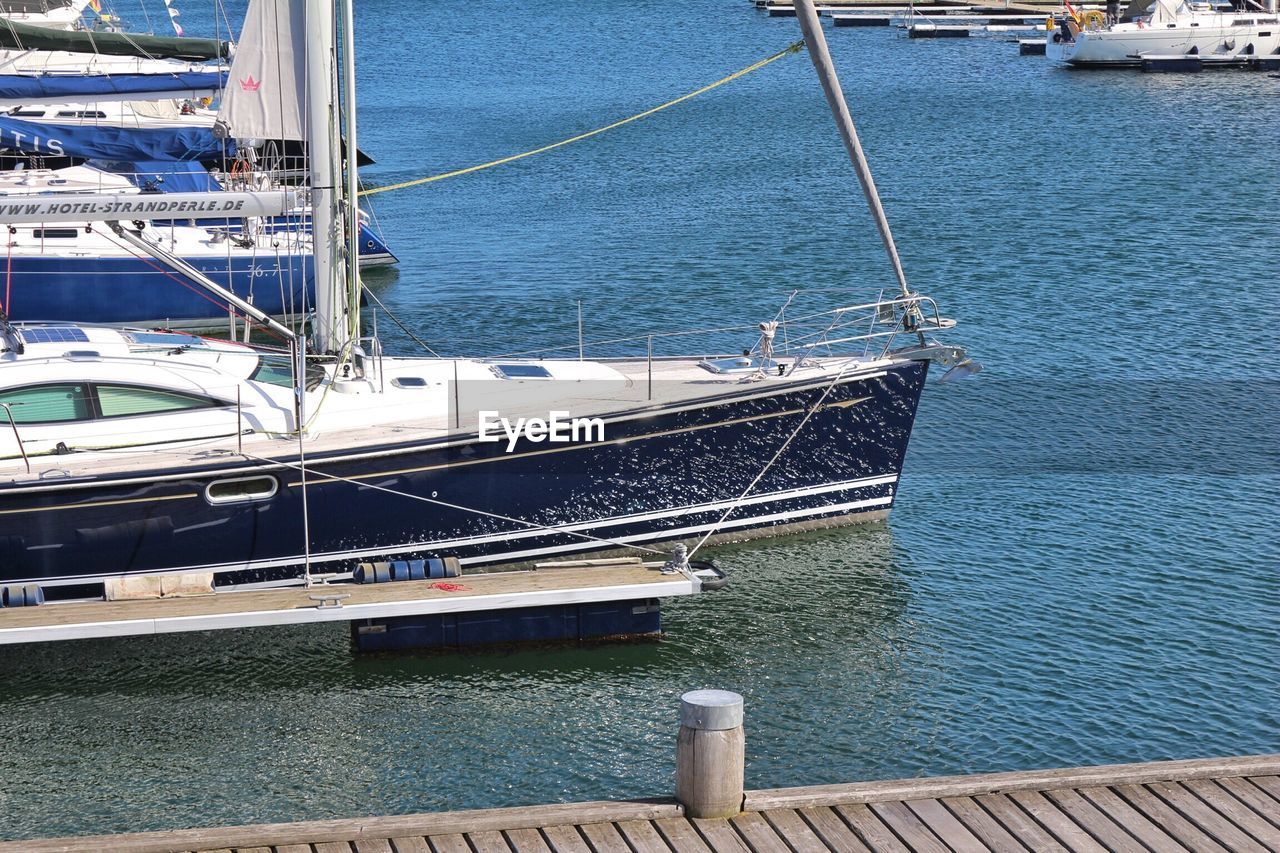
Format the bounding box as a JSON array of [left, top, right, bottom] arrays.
[[439, 292, 952, 366]]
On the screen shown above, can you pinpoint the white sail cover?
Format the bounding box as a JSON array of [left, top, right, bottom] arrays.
[[1149, 0, 1186, 25], [217, 0, 307, 141]]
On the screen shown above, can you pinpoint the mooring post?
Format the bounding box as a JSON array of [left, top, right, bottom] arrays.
[[675, 689, 745, 819]]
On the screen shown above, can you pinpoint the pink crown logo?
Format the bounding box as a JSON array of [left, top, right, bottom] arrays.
[[239, 75, 262, 92]]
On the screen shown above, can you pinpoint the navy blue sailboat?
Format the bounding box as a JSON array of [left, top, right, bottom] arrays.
[[0, 0, 972, 599]]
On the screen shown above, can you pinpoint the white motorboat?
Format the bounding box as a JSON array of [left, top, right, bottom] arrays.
[[1047, 0, 1280, 66]]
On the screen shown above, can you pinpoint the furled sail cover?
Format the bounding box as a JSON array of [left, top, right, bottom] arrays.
[[0, 114, 233, 160], [0, 70, 225, 100], [0, 17, 230, 61], [88, 159, 223, 193], [1148, 0, 1186, 24], [217, 0, 305, 142]]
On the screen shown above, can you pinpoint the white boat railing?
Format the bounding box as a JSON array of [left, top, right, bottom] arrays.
[[444, 293, 952, 366]]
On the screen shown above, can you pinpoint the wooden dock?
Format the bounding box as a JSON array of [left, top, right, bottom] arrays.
[[6, 754, 1277, 852]]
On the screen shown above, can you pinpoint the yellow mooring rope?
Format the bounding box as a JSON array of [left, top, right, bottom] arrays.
[[359, 40, 805, 197]]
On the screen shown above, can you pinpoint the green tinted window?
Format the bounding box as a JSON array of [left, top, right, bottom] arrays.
[[250, 355, 295, 388], [0, 384, 92, 424], [97, 385, 216, 418], [250, 355, 325, 391]]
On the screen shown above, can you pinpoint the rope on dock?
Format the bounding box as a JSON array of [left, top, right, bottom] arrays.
[[359, 40, 805, 197]]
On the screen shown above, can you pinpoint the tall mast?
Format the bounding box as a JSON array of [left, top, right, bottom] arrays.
[[339, 0, 361, 345], [305, 0, 347, 354]]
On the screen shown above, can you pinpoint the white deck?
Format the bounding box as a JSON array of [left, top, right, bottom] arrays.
[[0, 348, 898, 484]]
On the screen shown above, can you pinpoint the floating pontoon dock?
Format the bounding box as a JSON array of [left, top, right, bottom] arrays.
[[833, 11, 1049, 26], [0, 560, 701, 649], [6, 754, 1276, 851], [759, 0, 1067, 15]]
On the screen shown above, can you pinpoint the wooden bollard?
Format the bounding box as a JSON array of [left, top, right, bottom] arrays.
[[675, 689, 745, 819]]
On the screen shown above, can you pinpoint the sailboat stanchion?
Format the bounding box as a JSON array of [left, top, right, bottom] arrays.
[[453, 359, 461, 430], [0, 403, 29, 475], [647, 334, 654, 401]]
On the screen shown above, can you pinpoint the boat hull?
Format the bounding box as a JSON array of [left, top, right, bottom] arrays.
[[1047, 21, 1280, 65], [0, 222, 393, 326], [1, 251, 314, 326], [0, 360, 929, 593]]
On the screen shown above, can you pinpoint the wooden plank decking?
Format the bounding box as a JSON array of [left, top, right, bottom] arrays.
[[5, 755, 1276, 852]]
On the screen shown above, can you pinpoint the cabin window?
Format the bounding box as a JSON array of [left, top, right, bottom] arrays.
[[250, 354, 325, 390], [125, 331, 205, 348], [8, 109, 44, 118], [55, 110, 106, 119], [392, 376, 427, 388], [96, 385, 219, 418], [32, 229, 79, 239], [0, 384, 92, 424], [205, 475, 278, 505]]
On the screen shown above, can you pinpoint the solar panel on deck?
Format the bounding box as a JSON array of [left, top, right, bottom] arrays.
[[20, 327, 89, 345]]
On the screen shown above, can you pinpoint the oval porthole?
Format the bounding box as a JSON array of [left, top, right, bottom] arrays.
[[205, 475, 278, 505]]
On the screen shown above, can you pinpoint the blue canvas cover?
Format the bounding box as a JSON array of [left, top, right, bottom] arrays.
[[0, 115, 234, 161], [88, 159, 224, 193], [0, 71, 226, 100]]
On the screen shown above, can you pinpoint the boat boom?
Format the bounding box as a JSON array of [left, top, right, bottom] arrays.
[[0, 190, 297, 225]]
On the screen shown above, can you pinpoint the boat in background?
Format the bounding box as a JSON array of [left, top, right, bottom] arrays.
[[0, 8, 228, 100], [0, 0, 103, 30], [1047, 0, 1280, 65], [0, 160, 395, 326]]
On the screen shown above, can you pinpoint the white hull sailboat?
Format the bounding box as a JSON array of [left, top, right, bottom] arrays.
[[1047, 0, 1280, 66]]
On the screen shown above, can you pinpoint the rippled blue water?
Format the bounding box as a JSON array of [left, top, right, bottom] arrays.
[[0, 0, 1276, 840]]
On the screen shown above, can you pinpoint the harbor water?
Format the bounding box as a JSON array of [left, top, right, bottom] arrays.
[[0, 0, 1277, 840]]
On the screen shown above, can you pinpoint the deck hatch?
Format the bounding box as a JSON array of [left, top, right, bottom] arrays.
[[490, 363, 553, 379]]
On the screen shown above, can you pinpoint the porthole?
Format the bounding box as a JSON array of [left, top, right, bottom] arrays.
[[205, 475, 278, 505]]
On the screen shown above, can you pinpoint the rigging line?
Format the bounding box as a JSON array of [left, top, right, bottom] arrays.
[[686, 358, 863, 560], [358, 40, 804, 198], [237, 451, 667, 557], [96, 226, 289, 341], [359, 284, 440, 357]]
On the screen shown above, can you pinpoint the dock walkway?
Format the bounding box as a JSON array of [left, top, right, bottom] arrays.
[[7, 754, 1277, 852], [0, 562, 696, 645]]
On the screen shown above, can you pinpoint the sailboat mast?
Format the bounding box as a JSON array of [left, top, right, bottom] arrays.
[[305, 0, 347, 354], [339, 0, 361, 345]]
